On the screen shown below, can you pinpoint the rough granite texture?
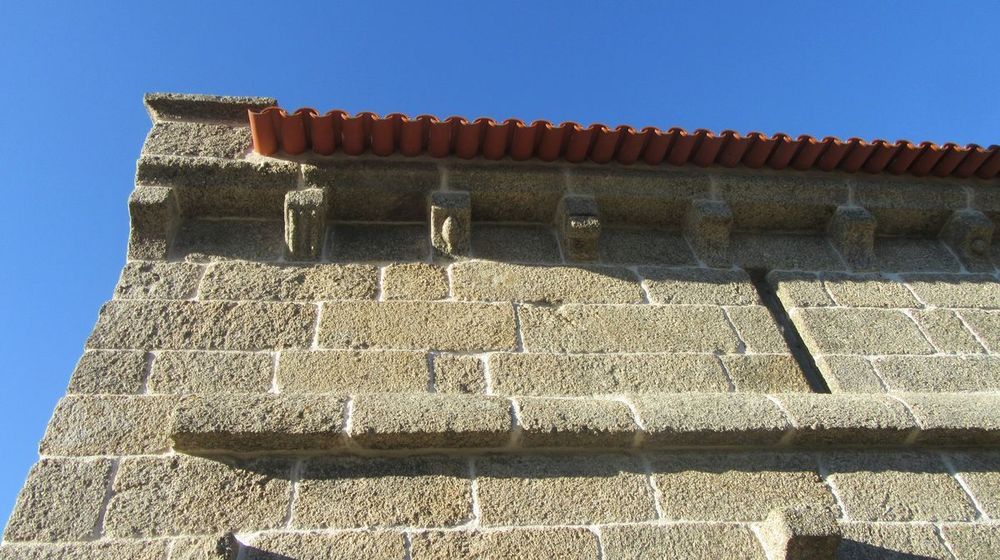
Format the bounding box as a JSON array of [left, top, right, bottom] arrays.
[[6, 92, 1000, 558]]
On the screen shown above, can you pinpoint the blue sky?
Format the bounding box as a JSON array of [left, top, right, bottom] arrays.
[[1, 1, 998, 523]]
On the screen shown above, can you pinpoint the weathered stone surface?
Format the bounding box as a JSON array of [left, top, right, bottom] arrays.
[[489, 352, 730, 396], [571, 169, 708, 227], [429, 191, 472, 258], [824, 451, 976, 521], [200, 262, 376, 301], [114, 261, 202, 300], [721, 355, 811, 392], [912, 309, 986, 354], [295, 456, 470, 528], [948, 452, 1000, 520], [815, 355, 885, 393], [452, 261, 642, 304], [822, 273, 919, 308], [349, 394, 510, 448], [433, 354, 484, 393], [557, 195, 602, 262], [516, 397, 637, 447], [854, 179, 965, 236], [871, 237, 962, 273], [168, 536, 230, 560], [732, 234, 845, 271], [599, 228, 697, 266], [959, 310, 1000, 353], [904, 273, 1000, 309], [305, 160, 439, 220], [318, 301, 516, 351], [137, 156, 298, 218], [40, 395, 174, 456], [278, 350, 427, 393], [3, 459, 113, 542], [471, 224, 562, 263], [329, 223, 428, 262], [650, 452, 837, 521], [144, 92, 276, 122], [105, 456, 291, 537], [717, 173, 846, 232], [759, 506, 840, 560], [410, 528, 598, 560], [148, 351, 272, 394], [172, 394, 345, 451], [789, 308, 934, 355], [66, 350, 146, 394], [88, 300, 316, 351], [171, 219, 284, 262], [451, 163, 565, 223], [0, 540, 168, 560], [246, 532, 406, 560], [942, 523, 1000, 560], [768, 271, 835, 308], [634, 394, 790, 446], [684, 199, 732, 267], [641, 267, 758, 305], [283, 188, 328, 261], [475, 454, 655, 525], [382, 263, 449, 300], [838, 522, 951, 559], [775, 394, 915, 445], [940, 208, 995, 271], [518, 304, 740, 353], [601, 523, 765, 560], [875, 356, 1000, 392], [828, 205, 876, 270], [128, 185, 180, 260], [142, 121, 251, 159], [726, 305, 789, 353], [902, 393, 1000, 445]]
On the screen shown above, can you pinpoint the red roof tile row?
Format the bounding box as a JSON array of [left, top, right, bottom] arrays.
[[248, 107, 1000, 179]]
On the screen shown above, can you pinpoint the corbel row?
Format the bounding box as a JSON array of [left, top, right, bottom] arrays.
[[127, 184, 995, 271]]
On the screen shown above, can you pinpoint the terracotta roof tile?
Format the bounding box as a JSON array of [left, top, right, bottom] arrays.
[[248, 107, 1000, 179]]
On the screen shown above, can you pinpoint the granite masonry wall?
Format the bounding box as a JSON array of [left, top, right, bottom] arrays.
[[2, 93, 1000, 559]]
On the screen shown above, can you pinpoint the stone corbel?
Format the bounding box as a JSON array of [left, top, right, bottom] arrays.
[[429, 191, 471, 258], [127, 185, 181, 260], [284, 188, 328, 261], [940, 209, 994, 272], [827, 205, 876, 271], [685, 199, 732, 268], [557, 195, 601, 262]]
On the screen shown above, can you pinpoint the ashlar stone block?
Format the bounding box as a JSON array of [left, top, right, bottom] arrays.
[[294, 456, 470, 529], [105, 456, 291, 537], [823, 451, 976, 522], [475, 454, 656, 526], [3, 458, 113, 542], [410, 528, 598, 560], [349, 393, 511, 449], [758, 506, 841, 560], [171, 394, 346, 452]]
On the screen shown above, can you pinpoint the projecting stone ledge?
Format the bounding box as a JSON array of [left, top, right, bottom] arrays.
[[168, 392, 1000, 454]]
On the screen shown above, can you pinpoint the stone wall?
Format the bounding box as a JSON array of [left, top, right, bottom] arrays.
[[2, 93, 1000, 559]]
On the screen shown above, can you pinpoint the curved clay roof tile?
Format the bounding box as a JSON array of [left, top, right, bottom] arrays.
[[247, 107, 999, 179]]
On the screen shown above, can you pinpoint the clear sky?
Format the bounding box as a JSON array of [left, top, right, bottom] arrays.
[[1, 1, 998, 523]]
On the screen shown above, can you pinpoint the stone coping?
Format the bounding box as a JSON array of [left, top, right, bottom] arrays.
[[168, 392, 1000, 454]]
